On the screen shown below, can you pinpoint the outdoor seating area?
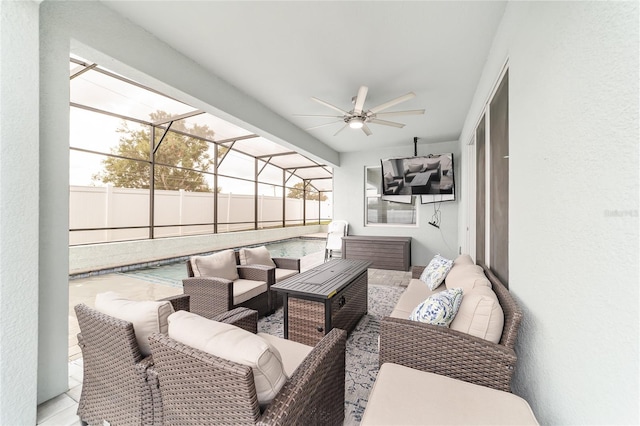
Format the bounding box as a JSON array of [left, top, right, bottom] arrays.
[[40, 244, 542, 426]]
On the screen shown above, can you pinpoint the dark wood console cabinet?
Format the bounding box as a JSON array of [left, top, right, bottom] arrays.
[[341, 235, 411, 271]]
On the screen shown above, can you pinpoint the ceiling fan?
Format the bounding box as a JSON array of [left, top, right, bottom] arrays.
[[295, 86, 425, 136]]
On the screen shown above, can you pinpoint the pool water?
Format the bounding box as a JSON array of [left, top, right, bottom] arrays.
[[264, 238, 326, 258], [118, 237, 327, 287]]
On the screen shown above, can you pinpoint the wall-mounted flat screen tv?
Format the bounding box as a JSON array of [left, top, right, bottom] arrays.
[[380, 153, 455, 204]]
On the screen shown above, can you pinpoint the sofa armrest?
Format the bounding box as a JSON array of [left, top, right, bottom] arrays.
[[379, 316, 517, 392], [412, 265, 426, 279], [237, 264, 275, 284], [158, 294, 190, 312], [186, 259, 195, 277], [272, 257, 301, 272], [259, 328, 346, 426], [182, 277, 233, 318], [209, 307, 258, 334]]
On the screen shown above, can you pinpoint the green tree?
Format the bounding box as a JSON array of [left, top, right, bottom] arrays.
[[286, 182, 327, 201], [93, 111, 225, 192]]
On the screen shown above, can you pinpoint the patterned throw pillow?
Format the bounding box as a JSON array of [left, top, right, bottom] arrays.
[[409, 288, 464, 327], [419, 254, 454, 290]]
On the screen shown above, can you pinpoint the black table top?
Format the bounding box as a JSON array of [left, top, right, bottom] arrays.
[[271, 259, 370, 299]]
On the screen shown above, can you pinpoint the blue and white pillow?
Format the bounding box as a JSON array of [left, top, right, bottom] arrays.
[[409, 288, 464, 327], [419, 254, 454, 290]]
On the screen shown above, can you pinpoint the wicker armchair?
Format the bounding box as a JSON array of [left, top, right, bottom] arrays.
[[75, 295, 256, 426], [379, 265, 523, 392], [234, 248, 301, 311], [148, 315, 346, 426], [235, 251, 301, 283], [185, 257, 276, 318]]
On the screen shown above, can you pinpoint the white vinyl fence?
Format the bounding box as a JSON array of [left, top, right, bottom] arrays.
[[70, 185, 332, 245]]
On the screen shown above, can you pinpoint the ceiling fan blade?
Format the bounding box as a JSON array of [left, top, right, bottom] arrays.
[[362, 124, 373, 136], [333, 123, 349, 136], [374, 109, 425, 117], [306, 120, 343, 131], [311, 97, 350, 115], [369, 92, 416, 114], [294, 113, 343, 118], [353, 86, 369, 115], [368, 118, 406, 128]]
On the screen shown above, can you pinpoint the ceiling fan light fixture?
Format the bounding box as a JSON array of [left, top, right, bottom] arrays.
[[304, 87, 425, 136], [349, 117, 365, 129]]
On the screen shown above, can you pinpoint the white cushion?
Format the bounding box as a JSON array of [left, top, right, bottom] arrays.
[[407, 163, 423, 173], [233, 279, 267, 304], [190, 249, 239, 281], [390, 278, 444, 319], [238, 246, 276, 268], [258, 332, 313, 377], [409, 288, 463, 327], [445, 264, 492, 293], [425, 158, 440, 170], [453, 254, 475, 266], [419, 254, 454, 290], [360, 363, 539, 426], [94, 291, 174, 357], [275, 268, 298, 282], [167, 310, 287, 406], [450, 286, 504, 343]]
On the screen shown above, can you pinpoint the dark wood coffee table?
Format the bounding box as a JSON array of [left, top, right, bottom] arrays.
[[271, 259, 370, 346]]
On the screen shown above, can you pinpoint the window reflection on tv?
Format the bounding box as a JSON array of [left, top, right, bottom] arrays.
[[380, 153, 455, 204]]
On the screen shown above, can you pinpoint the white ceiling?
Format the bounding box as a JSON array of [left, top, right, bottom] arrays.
[[101, 1, 506, 153]]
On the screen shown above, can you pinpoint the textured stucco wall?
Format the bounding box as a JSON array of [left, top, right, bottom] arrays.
[[334, 141, 460, 266], [459, 2, 639, 424], [39, 2, 76, 403], [0, 1, 40, 423]]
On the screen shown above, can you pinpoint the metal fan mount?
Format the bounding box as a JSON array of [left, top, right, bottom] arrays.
[[295, 85, 425, 136]]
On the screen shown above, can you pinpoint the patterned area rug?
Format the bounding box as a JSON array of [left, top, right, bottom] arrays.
[[258, 284, 405, 425]]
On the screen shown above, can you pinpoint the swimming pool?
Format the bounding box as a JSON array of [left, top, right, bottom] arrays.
[[113, 237, 327, 287], [264, 237, 326, 258]]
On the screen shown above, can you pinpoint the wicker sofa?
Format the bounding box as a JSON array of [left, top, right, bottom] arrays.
[[379, 254, 523, 392]]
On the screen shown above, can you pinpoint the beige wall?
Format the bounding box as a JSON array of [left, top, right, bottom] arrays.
[[0, 1, 40, 424], [334, 141, 461, 265], [459, 2, 639, 424]]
